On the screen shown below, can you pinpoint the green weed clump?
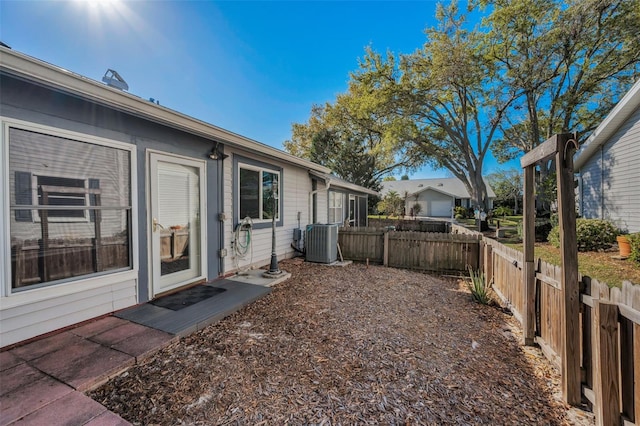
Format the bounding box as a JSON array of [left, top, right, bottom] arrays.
[[466, 266, 491, 305]]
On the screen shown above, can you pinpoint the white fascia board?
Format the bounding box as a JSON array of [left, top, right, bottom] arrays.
[[574, 79, 640, 170], [0, 47, 331, 174], [329, 181, 379, 196], [413, 186, 457, 198], [308, 170, 378, 196]]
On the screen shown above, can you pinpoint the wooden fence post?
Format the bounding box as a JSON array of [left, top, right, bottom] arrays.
[[592, 300, 620, 426], [383, 231, 389, 267], [523, 164, 536, 346], [484, 243, 493, 285], [556, 133, 581, 405]]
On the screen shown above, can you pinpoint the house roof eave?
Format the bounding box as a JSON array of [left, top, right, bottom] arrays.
[[308, 170, 379, 196], [574, 79, 640, 170], [0, 47, 332, 174]]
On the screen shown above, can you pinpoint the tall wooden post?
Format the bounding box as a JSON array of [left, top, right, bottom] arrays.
[[520, 133, 581, 405], [556, 133, 581, 405], [522, 165, 536, 345]]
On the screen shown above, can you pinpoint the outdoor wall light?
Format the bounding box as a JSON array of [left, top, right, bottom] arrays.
[[209, 143, 229, 160]]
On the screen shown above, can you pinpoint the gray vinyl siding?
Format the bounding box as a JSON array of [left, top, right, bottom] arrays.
[[222, 148, 313, 274], [578, 106, 640, 233], [1, 72, 222, 346]]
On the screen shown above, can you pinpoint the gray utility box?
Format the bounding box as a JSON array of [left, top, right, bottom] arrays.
[[305, 224, 338, 263]]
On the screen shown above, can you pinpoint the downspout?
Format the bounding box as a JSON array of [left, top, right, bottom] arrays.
[[219, 148, 226, 275], [308, 190, 317, 225]]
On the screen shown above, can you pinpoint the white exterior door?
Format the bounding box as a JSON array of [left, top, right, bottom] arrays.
[[149, 152, 206, 296]]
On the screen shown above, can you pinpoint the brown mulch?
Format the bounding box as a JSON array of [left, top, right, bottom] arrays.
[[90, 259, 592, 425]]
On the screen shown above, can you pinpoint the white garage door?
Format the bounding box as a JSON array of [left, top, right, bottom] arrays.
[[430, 200, 451, 217]]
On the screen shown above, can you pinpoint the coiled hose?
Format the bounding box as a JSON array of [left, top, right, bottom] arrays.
[[233, 216, 253, 273]]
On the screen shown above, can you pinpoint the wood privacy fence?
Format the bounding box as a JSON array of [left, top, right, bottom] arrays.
[[354, 223, 639, 425], [11, 236, 129, 287], [471, 229, 639, 426], [338, 227, 480, 272]]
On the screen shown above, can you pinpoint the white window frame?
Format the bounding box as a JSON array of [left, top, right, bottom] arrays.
[[237, 163, 280, 223], [1, 117, 138, 302], [328, 191, 343, 224]]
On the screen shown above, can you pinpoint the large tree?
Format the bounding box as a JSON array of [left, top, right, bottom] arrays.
[[486, 0, 640, 166], [283, 91, 409, 189], [487, 169, 523, 213], [349, 3, 516, 210], [286, 0, 639, 210]]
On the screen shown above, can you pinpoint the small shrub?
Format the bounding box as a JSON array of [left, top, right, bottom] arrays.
[[454, 206, 469, 219], [517, 218, 553, 242], [466, 266, 491, 305], [493, 206, 513, 217], [628, 233, 640, 264], [548, 219, 617, 251], [411, 202, 423, 217]]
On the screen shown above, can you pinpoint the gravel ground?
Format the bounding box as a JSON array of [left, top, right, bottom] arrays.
[[90, 259, 594, 425]]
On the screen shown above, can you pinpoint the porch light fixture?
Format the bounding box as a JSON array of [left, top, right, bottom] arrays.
[[209, 142, 228, 160]]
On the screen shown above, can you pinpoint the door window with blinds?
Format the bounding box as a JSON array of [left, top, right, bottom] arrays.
[[7, 125, 133, 291]]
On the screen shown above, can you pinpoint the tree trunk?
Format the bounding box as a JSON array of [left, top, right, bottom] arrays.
[[469, 172, 489, 212]]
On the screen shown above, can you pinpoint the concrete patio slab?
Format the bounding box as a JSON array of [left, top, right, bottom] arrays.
[[0, 374, 73, 425], [116, 280, 271, 336], [0, 351, 23, 373], [227, 268, 291, 287], [70, 316, 131, 339], [1, 275, 276, 425], [10, 331, 83, 362], [30, 339, 133, 392], [15, 391, 109, 425], [111, 328, 176, 361], [0, 363, 43, 397], [89, 322, 150, 347]]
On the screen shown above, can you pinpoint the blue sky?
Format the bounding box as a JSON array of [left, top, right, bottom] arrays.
[[0, 0, 517, 179]]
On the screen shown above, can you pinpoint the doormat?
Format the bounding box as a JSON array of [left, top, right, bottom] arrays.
[[150, 286, 226, 311]]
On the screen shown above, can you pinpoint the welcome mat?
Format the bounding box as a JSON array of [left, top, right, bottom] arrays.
[[150, 285, 226, 311]]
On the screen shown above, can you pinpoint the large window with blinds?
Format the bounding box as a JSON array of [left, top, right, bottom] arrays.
[[7, 125, 133, 291]]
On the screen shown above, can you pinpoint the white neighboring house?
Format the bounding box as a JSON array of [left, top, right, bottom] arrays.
[[574, 79, 640, 233], [0, 47, 374, 348], [380, 178, 495, 218]]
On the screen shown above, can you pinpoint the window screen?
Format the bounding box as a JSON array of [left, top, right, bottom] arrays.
[[8, 127, 132, 290]]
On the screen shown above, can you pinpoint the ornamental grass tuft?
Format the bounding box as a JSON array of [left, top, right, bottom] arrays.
[[466, 266, 492, 305]]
